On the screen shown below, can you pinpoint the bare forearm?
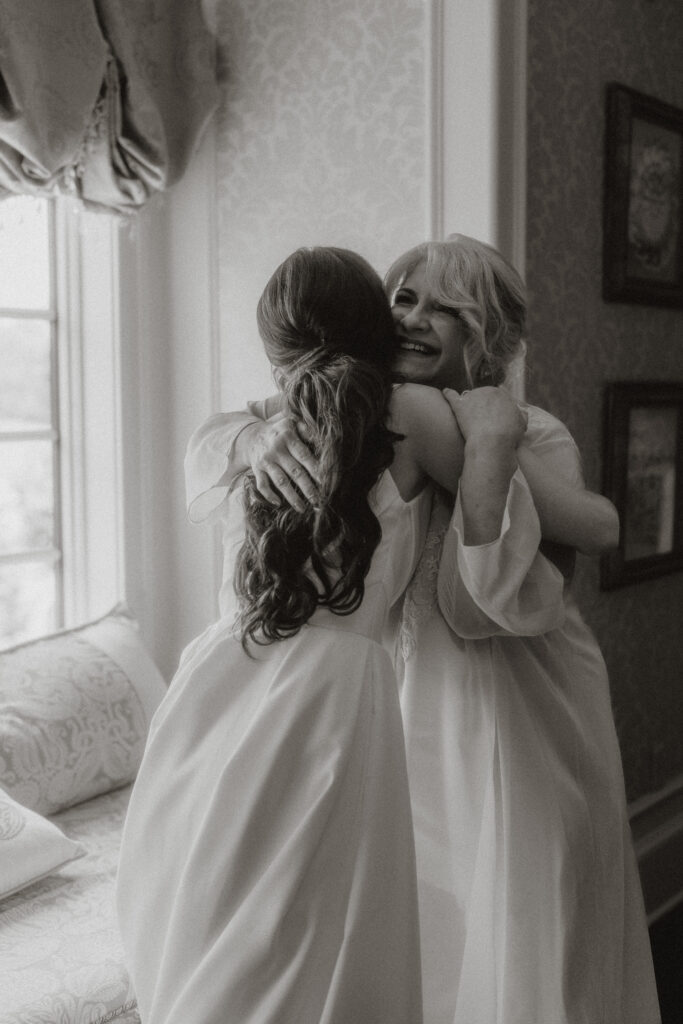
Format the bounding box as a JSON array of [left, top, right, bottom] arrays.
[[442, 386, 526, 544], [517, 446, 619, 554], [458, 436, 518, 545]]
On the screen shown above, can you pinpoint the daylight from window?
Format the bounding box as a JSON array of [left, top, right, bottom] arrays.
[[0, 196, 60, 648]]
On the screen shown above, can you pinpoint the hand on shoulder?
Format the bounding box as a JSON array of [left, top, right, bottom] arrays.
[[244, 408, 320, 511], [442, 385, 527, 448]]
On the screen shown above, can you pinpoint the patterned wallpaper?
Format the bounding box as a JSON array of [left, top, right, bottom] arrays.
[[212, 0, 428, 408], [527, 0, 683, 801]]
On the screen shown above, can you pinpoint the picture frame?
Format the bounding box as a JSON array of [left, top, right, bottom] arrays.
[[603, 83, 683, 307], [601, 382, 683, 589]]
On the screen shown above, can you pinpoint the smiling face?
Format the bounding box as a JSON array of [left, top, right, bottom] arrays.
[[390, 262, 470, 391]]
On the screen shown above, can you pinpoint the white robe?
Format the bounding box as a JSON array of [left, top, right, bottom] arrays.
[[398, 404, 659, 1024], [117, 472, 431, 1024], [179, 400, 660, 1024]]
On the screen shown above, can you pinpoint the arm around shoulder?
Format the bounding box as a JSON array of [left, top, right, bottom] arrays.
[[516, 441, 620, 555], [184, 398, 280, 523], [388, 384, 465, 500]]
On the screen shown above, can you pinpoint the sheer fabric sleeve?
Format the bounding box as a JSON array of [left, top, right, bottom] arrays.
[[523, 404, 586, 488], [184, 401, 268, 525], [436, 468, 567, 639]]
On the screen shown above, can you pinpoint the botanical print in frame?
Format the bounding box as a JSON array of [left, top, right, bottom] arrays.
[[603, 84, 683, 307], [602, 382, 683, 589]]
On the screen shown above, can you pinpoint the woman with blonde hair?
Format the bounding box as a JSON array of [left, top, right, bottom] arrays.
[[387, 236, 658, 1024]]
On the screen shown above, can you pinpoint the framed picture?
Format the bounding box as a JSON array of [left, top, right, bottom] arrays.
[[601, 382, 683, 589], [603, 83, 683, 307]]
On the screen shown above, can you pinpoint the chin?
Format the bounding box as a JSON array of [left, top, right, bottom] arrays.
[[392, 358, 438, 386]]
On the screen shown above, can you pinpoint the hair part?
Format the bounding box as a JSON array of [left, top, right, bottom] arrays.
[[384, 234, 527, 388], [234, 247, 399, 649]]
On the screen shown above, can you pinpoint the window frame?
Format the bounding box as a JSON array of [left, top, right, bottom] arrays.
[[0, 196, 125, 649], [0, 198, 64, 638], [54, 199, 125, 629]]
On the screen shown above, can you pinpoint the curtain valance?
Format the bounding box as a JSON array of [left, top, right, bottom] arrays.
[[0, 0, 218, 212]]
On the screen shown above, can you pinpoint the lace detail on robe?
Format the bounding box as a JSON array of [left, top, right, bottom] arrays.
[[399, 492, 451, 661]]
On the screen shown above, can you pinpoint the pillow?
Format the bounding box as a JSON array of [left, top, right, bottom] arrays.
[[0, 785, 84, 899], [0, 604, 166, 816]]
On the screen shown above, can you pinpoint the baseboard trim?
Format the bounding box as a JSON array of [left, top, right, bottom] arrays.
[[629, 773, 683, 925]]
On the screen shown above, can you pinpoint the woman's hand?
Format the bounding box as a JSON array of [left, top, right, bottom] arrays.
[[246, 413, 320, 512], [442, 386, 528, 447], [440, 387, 619, 557], [439, 387, 527, 546]]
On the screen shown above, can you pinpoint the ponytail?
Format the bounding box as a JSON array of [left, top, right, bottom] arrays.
[[234, 350, 397, 648]]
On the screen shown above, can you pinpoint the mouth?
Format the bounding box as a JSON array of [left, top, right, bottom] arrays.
[[397, 339, 437, 356]]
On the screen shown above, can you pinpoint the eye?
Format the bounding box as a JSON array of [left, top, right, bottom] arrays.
[[393, 288, 415, 305], [433, 302, 460, 318]]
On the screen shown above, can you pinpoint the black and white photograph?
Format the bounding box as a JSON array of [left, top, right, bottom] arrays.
[[0, 3, 681, 1024]]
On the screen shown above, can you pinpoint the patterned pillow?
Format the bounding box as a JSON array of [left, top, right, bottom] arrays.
[[0, 785, 84, 899], [0, 604, 166, 816]]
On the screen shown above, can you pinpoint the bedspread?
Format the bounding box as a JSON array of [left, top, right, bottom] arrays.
[[0, 786, 139, 1024]]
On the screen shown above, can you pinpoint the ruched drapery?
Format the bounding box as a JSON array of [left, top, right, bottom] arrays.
[[0, 0, 218, 212]]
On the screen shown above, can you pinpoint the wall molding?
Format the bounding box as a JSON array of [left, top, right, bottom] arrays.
[[427, 0, 527, 261], [203, 120, 225, 614], [496, 0, 527, 275], [55, 201, 87, 624], [426, 0, 444, 241], [629, 773, 683, 924], [56, 202, 124, 627]]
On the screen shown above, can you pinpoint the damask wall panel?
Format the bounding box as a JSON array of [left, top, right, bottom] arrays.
[[527, 0, 683, 801], [212, 0, 427, 407]]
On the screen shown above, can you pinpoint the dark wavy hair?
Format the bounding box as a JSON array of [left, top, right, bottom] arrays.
[[234, 247, 399, 648]]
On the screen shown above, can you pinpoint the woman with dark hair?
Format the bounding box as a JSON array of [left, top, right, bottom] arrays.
[[117, 246, 513, 1024]]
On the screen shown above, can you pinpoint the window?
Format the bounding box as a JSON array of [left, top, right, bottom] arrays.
[[0, 197, 61, 647], [0, 196, 124, 650]]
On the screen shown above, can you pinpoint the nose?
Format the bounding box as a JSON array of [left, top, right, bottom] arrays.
[[398, 303, 429, 331]]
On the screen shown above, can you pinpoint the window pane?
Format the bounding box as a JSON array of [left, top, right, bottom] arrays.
[[0, 196, 50, 310], [0, 560, 56, 649], [0, 440, 54, 553], [0, 319, 52, 431]]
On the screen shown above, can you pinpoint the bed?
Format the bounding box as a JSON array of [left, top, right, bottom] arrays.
[[0, 606, 166, 1024], [1, 786, 139, 1024]]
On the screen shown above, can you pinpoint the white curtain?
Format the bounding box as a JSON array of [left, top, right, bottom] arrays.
[[0, 0, 218, 212]]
